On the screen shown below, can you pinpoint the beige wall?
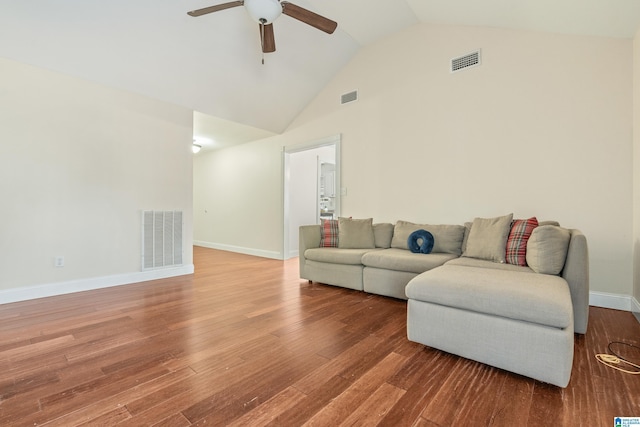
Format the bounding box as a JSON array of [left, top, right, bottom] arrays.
[[0, 57, 194, 298], [194, 23, 634, 300], [193, 138, 284, 258], [634, 29, 640, 313]]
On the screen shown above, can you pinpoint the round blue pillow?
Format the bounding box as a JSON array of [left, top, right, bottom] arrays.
[[407, 229, 435, 254]]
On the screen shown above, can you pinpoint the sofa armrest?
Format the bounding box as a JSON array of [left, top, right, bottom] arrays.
[[562, 229, 589, 334], [299, 225, 322, 279]]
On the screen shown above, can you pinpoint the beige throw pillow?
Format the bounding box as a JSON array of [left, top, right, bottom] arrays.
[[373, 223, 394, 248], [463, 214, 514, 263], [338, 217, 375, 249], [526, 225, 571, 275]]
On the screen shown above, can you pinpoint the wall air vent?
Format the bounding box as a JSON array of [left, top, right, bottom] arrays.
[[451, 50, 481, 73], [142, 210, 183, 270], [341, 90, 358, 105]]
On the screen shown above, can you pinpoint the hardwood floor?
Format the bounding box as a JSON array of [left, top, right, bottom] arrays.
[[1, 246, 639, 426]]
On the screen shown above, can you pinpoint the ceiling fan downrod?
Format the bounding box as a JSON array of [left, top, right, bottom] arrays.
[[260, 18, 266, 64]]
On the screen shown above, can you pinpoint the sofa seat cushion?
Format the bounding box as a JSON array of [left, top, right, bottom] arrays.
[[304, 248, 381, 265], [446, 257, 535, 273], [405, 265, 572, 329], [361, 248, 458, 274]]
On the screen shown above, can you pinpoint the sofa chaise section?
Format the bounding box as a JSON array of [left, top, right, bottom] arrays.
[[405, 227, 589, 387], [406, 265, 574, 386]]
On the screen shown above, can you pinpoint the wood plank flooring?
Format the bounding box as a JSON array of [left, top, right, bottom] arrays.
[[1, 246, 639, 426]]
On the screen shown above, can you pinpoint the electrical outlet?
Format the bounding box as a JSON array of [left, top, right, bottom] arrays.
[[54, 256, 64, 268]]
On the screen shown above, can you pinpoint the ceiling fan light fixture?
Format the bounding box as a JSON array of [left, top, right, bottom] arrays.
[[192, 143, 202, 154], [244, 0, 282, 24]]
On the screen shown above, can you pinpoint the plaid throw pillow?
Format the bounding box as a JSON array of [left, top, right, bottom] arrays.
[[320, 219, 339, 247], [505, 217, 539, 266]]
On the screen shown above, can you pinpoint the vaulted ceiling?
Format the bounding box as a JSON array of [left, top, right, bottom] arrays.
[[2, 0, 640, 148]]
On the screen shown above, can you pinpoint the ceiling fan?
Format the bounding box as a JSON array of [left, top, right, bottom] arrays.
[[187, 0, 337, 61]]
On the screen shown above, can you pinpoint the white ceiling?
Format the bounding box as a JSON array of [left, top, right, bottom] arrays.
[[2, 0, 639, 151]]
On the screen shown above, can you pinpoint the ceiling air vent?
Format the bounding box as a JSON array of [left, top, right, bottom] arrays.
[[341, 90, 358, 105], [451, 50, 481, 73]]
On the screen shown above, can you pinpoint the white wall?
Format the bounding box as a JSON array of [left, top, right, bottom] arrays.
[[288, 150, 318, 256], [0, 57, 194, 301], [288, 145, 336, 257], [193, 138, 284, 259], [290, 150, 319, 224], [192, 138, 336, 259], [193, 23, 634, 301]]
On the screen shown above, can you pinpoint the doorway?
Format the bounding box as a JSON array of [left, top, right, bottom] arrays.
[[283, 135, 341, 259]]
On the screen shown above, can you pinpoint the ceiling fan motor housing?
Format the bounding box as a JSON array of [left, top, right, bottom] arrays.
[[244, 0, 283, 24]]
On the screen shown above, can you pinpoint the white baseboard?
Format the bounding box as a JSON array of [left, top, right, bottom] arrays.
[[194, 240, 283, 260], [590, 292, 640, 324], [589, 291, 636, 311], [631, 297, 640, 324], [0, 264, 194, 305]]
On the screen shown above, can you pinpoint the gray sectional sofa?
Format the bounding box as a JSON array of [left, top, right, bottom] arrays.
[[299, 215, 589, 387]]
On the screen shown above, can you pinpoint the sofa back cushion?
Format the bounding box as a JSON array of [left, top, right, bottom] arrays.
[[463, 214, 513, 263], [391, 221, 465, 255], [373, 223, 394, 248], [338, 217, 375, 249], [526, 225, 571, 275]]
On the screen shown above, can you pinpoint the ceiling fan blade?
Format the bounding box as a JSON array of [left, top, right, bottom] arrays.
[[187, 1, 244, 17], [260, 23, 276, 53], [281, 2, 337, 34]]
